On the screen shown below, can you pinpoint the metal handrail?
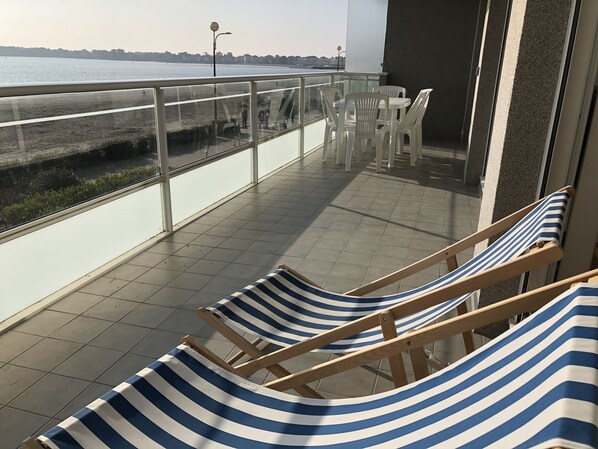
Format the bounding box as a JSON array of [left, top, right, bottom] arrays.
[[0, 71, 385, 98]]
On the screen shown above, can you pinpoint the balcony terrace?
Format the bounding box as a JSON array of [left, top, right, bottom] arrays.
[[0, 137, 481, 448]]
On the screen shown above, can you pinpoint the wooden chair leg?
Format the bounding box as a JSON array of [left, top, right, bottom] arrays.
[[379, 311, 408, 388], [197, 309, 323, 399], [409, 346, 429, 381], [227, 337, 263, 365], [457, 302, 476, 354], [20, 438, 47, 449]]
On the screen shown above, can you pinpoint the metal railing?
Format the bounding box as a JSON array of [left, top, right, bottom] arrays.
[[0, 71, 383, 241], [0, 71, 383, 327]]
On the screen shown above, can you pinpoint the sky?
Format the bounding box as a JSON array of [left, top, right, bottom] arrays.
[[0, 0, 348, 57]]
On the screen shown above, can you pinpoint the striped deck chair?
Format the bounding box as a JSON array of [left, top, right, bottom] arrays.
[[23, 270, 598, 449], [196, 187, 574, 396]]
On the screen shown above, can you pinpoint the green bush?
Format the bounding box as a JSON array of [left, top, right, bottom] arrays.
[[1, 167, 157, 230], [99, 139, 139, 160], [28, 168, 81, 194]]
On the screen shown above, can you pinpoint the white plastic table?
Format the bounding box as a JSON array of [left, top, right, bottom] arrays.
[[333, 96, 411, 168]]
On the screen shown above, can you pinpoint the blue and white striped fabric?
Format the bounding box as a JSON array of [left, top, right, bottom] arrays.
[[208, 191, 570, 352], [40, 282, 598, 448]]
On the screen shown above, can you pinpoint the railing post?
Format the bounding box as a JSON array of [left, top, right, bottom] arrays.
[[329, 75, 335, 87], [299, 77, 306, 159], [153, 87, 173, 232], [250, 81, 259, 184]]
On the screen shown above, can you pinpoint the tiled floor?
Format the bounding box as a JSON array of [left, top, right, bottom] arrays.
[[0, 143, 481, 448]]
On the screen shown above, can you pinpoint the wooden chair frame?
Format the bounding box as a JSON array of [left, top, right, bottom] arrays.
[[261, 268, 598, 393], [23, 268, 593, 449], [195, 186, 574, 397]]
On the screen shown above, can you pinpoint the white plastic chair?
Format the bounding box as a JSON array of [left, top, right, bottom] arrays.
[[372, 85, 406, 98], [320, 86, 341, 161], [395, 88, 432, 166], [343, 92, 389, 173], [415, 90, 432, 160]]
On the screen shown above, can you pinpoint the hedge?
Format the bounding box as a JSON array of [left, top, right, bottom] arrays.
[[1, 167, 157, 230]]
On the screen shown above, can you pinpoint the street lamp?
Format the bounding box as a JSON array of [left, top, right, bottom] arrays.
[[211, 22, 232, 77], [209, 21, 232, 150], [336, 45, 346, 72]]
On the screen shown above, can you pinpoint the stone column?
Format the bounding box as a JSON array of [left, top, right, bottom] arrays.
[[475, 0, 574, 336]]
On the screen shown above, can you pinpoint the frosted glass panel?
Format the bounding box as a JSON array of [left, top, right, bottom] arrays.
[[304, 120, 325, 155], [171, 149, 252, 224], [0, 185, 163, 323], [258, 130, 299, 178]]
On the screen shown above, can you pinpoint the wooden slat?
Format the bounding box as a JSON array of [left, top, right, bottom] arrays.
[[236, 242, 562, 376], [346, 186, 573, 296], [196, 309, 323, 399], [263, 267, 598, 392], [379, 310, 408, 387]]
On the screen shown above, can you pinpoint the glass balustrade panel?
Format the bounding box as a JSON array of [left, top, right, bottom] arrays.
[[304, 76, 329, 124], [255, 78, 300, 141], [162, 82, 250, 170], [0, 89, 158, 233]]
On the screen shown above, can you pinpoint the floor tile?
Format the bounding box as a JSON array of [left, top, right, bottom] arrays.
[[156, 309, 204, 335], [104, 263, 150, 281], [155, 255, 198, 272], [167, 272, 212, 290], [49, 316, 112, 344], [130, 330, 186, 359], [145, 241, 185, 255], [145, 286, 195, 307], [48, 292, 104, 315], [11, 338, 83, 372], [200, 276, 252, 295], [134, 268, 181, 286], [111, 281, 162, 302], [186, 259, 229, 276], [127, 252, 169, 268], [218, 263, 265, 280], [83, 297, 139, 321], [9, 374, 89, 417], [0, 332, 43, 363], [54, 382, 112, 420], [53, 346, 123, 381], [89, 323, 152, 353], [205, 248, 243, 262], [120, 304, 175, 328], [0, 365, 45, 404], [0, 407, 49, 449], [14, 311, 77, 337], [174, 244, 213, 259], [96, 354, 155, 386], [79, 277, 128, 297]]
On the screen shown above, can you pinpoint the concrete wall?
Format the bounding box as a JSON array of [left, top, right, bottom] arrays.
[[345, 0, 388, 73], [383, 0, 483, 143], [475, 0, 574, 335]]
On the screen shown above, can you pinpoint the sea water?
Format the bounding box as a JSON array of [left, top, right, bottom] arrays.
[[0, 56, 316, 86]]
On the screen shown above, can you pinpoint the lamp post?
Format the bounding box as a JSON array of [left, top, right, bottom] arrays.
[[210, 22, 232, 77], [336, 45, 346, 72], [210, 22, 231, 149]]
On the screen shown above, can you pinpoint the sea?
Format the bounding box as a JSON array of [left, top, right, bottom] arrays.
[[0, 56, 317, 86]]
